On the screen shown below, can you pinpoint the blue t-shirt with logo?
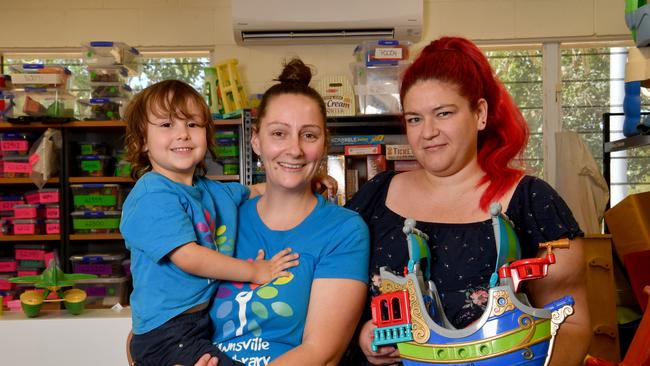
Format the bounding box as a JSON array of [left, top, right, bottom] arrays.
[[211, 194, 369, 364], [121, 172, 249, 334]]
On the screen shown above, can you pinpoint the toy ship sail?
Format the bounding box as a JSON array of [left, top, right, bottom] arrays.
[[371, 203, 574, 366]]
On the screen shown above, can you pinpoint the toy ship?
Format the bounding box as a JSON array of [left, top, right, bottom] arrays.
[[371, 203, 574, 366]]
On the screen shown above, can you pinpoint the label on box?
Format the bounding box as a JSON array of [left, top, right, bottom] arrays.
[[385, 145, 415, 160], [45, 207, 59, 218], [0, 261, 16, 272], [29, 153, 40, 165], [374, 47, 403, 60], [26, 191, 58, 204], [73, 218, 120, 230], [80, 145, 93, 155], [13, 206, 37, 219], [13, 224, 36, 235], [81, 160, 101, 172], [46, 222, 60, 234], [344, 144, 382, 156], [74, 195, 117, 207], [0, 140, 28, 152], [15, 249, 46, 260], [4, 161, 31, 173], [85, 286, 107, 297], [331, 135, 385, 146], [75, 263, 112, 276], [0, 200, 23, 211]]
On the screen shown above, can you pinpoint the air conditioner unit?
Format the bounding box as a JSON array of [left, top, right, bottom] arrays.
[[232, 0, 423, 45]]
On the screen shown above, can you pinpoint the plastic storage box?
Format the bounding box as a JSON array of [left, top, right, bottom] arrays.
[[12, 219, 45, 235], [11, 88, 76, 119], [15, 244, 50, 261], [71, 210, 121, 233], [75, 276, 130, 308], [354, 40, 411, 66], [0, 195, 24, 212], [70, 253, 126, 277], [70, 184, 121, 211], [24, 189, 59, 204], [0, 132, 34, 157], [90, 83, 132, 99], [9, 64, 71, 88], [13, 204, 43, 219], [352, 61, 409, 115], [77, 141, 109, 156], [78, 97, 126, 121], [76, 155, 114, 177], [45, 219, 60, 235], [0, 156, 31, 178], [88, 65, 129, 83], [83, 41, 140, 74]]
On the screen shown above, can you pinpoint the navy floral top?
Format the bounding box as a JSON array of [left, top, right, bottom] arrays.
[[345, 171, 583, 330]]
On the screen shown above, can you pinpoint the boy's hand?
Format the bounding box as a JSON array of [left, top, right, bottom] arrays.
[[312, 174, 337, 199], [251, 248, 299, 285]]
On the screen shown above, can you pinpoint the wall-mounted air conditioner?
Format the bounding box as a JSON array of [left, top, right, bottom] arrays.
[[232, 0, 423, 45]]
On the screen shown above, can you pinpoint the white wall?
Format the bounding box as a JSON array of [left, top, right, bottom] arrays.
[[0, 0, 630, 93]]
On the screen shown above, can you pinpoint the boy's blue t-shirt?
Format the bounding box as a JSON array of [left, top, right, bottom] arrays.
[[120, 172, 249, 334], [211, 194, 369, 363]]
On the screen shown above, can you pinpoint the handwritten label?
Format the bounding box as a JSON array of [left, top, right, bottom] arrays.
[[74, 195, 116, 207], [13, 224, 36, 235], [0, 140, 28, 152], [73, 218, 119, 230], [4, 161, 31, 173], [81, 160, 102, 172]]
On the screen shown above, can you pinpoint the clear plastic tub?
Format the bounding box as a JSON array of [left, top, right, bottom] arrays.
[[76, 155, 114, 177], [78, 97, 126, 121], [10, 88, 76, 120], [90, 83, 132, 99], [9, 64, 71, 88], [70, 253, 126, 277], [70, 184, 121, 211], [83, 41, 141, 74], [0, 132, 35, 157], [75, 276, 130, 308], [0, 156, 31, 178], [87, 65, 129, 83], [71, 210, 121, 234]]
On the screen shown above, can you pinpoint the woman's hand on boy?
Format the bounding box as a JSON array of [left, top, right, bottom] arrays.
[[251, 248, 299, 285]]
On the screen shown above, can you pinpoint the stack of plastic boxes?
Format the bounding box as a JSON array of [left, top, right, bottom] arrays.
[[0, 132, 36, 179], [213, 130, 240, 175], [75, 141, 114, 178], [78, 41, 140, 121], [69, 183, 127, 307], [2, 246, 57, 310], [7, 64, 76, 122], [0, 75, 13, 121], [352, 40, 411, 115]]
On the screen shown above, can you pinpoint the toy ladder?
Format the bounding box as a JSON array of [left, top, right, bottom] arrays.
[[216, 59, 249, 118]]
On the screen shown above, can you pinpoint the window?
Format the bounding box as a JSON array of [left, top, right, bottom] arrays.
[[486, 49, 544, 178], [1, 50, 211, 118]]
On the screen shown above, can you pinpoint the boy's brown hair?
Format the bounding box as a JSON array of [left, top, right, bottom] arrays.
[[123, 79, 216, 179]]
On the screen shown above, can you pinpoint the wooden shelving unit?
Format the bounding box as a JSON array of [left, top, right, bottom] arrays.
[[0, 235, 61, 242], [68, 176, 134, 183], [0, 177, 59, 184], [69, 233, 123, 241]]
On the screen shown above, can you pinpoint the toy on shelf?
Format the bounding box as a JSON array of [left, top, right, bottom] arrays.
[[370, 203, 574, 365], [214, 59, 249, 118], [9, 259, 97, 317]]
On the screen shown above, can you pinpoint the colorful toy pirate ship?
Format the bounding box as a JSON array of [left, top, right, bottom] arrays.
[[371, 203, 574, 366]]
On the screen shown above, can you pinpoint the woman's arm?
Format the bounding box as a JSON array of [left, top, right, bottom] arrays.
[[526, 241, 591, 366], [269, 278, 367, 366]]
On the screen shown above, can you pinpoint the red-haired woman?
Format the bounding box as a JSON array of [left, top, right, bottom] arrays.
[[346, 36, 589, 366]]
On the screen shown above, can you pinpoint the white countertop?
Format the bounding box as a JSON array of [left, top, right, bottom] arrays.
[[0, 307, 132, 366]]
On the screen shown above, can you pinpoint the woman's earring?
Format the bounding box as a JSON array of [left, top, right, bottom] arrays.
[[256, 160, 263, 169]]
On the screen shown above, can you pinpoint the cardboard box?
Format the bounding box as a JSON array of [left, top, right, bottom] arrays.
[[604, 191, 650, 259], [327, 155, 346, 205], [385, 144, 414, 160]]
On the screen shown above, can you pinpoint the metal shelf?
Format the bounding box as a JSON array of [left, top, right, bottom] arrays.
[[604, 134, 650, 153]]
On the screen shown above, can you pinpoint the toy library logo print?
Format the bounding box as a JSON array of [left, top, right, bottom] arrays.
[[218, 338, 271, 366], [214, 269, 294, 338], [196, 208, 233, 255]]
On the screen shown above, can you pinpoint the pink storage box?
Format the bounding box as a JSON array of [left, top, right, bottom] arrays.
[[12, 219, 44, 235], [15, 244, 48, 260], [17, 266, 41, 276], [25, 189, 59, 204], [45, 204, 59, 218], [13, 204, 42, 219], [45, 219, 60, 234], [0, 156, 31, 178], [0, 132, 34, 157], [0, 258, 17, 272], [0, 277, 14, 291], [0, 197, 24, 211]]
